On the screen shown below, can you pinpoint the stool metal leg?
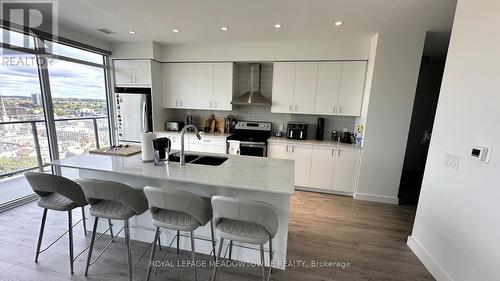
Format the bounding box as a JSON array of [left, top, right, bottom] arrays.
[[68, 210, 74, 274], [268, 239, 273, 281], [35, 208, 47, 263], [146, 227, 160, 281], [108, 219, 114, 240], [210, 220, 216, 261], [228, 240, 233, 260], [211, 237, 224, 281], [85, 217, 99, 276], [157, 233, 162, 251], [81, 207, 87, 235], [190, 231, 196, 281], [124, 219, 132, 281], [176, 230, 180, 254], [260, 244, 265, 281]]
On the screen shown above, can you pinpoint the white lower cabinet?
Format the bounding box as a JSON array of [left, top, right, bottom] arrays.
[[309, 146, 335, 190], [332, 149, 359, 192], [268, 141, 359, 194]]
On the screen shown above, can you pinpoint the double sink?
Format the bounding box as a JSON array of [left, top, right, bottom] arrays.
[[167, 153, 228, 166]]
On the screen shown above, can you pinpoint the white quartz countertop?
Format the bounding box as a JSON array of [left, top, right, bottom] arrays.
[[52, 153, 295, 195], [268, 137, 362, 149]]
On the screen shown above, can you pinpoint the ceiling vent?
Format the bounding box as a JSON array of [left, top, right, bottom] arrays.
[[96, 28, 117, 35]]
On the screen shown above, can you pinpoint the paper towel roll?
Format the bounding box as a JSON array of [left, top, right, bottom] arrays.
[[141, 132, 156, 161]]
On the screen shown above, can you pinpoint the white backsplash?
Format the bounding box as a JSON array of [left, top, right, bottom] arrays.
[[163, 63, 355, 140]]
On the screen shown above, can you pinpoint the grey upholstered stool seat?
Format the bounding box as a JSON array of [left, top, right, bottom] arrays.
[[143, 186, 216, 281], [79, 179, 148, 281], [211, 196, 279, 281], [25, 172, 91, 274], [216, 218, 270, 245], [90, 200, 136, 220], [37, 193, 79, 211], [152, 209, 200, 231]]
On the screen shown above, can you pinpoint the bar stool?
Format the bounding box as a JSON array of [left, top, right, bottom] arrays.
[[143, 186, 216, 281], [211, 196, 279, 281], [78, 179, 149, 281], [25, 172, 93, 274]]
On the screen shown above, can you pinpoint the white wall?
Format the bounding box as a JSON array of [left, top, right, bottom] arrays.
[[354, 31, 426, 204], [161, 36, 372, 62], [408, 0, 500, 280]]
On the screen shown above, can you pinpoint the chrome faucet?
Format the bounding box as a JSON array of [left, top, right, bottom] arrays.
[[180, 124, 201, 165]]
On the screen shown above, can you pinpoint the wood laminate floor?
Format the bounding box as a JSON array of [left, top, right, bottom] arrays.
[[0, 191, 433, 281]]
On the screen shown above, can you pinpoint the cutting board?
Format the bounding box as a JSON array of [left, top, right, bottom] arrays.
[[202, 116, 225, 133], [90, 145, 141, 156]]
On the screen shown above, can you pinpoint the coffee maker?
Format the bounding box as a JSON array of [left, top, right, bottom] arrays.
[[152, 137, 171, 166]]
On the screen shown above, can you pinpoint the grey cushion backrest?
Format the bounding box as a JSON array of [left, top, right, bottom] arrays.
[[211, 196, 279, 238], [25, 171, 88, 206], [143, 186, 212, 226], [78, 178, 148, 215]]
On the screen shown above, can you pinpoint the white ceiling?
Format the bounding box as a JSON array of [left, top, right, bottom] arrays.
[[56, 0, 457, 57]]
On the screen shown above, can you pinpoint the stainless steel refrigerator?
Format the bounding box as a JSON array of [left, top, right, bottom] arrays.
[[115, 87, 152, 143]]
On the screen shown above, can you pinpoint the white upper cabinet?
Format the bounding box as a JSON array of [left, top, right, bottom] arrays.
[[271, 62, 296, 113], [332, 148, 359, 193], [315, 62, 342, 115], [113, 60, 151, 87], [293, 62, 318, 114], [213, 63, 233, 111], [195, 63, 213, 110], [271, 60, 366, 116], [162, 63, 179, 108], [309, 146, 335, 190], [162, 62, 233, 111], [178, 63, 196, 108], [338, 61, 367, 116]]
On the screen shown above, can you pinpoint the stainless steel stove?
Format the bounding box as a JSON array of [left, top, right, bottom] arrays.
[[226, 121, 272, 157]]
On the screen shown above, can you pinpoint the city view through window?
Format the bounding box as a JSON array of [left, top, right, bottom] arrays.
[[0, 46, 111, 179]]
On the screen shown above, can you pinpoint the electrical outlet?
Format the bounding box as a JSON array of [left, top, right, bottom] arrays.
[[444, 153, 461, 170]]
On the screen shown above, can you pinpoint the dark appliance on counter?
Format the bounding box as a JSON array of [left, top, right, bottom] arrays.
[[315, 118, 325, 140], [165, 121, 184, 131], [225, 115, 237, 134], [115, 87, 152, 143], [340, 131, 355, 144], [152, 137, 171, 166], [287, 122, 308, 140], [226, 121, 272, 157]]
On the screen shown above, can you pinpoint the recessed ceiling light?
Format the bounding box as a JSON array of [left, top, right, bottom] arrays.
[[172, 28, 180, 33], [274, 24, 282, 29], [128, 30, 136, 35], [220, 26, 229, 31], [334, 21, 344, 26]]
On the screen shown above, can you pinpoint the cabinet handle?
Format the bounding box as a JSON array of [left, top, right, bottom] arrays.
[[333, 106, 337, 114], [292, 146, 295, 153], [176, 100, 178, 107], [332, 149, 334, 156], [295, 105, 298, 112], [338, 106, 342, 114], [338, 149, 341, 157], [289, 105, 292, 112], [134, 76, 137, 83], [286, 145, 288, 152]]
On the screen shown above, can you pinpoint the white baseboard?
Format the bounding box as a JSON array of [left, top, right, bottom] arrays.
[[295, 186, 354, 197], [353, 192, 399, 204], [407, 235, 452, 281]]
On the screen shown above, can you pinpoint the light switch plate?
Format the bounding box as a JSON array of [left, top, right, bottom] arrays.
[[444, 153, 461, 169]]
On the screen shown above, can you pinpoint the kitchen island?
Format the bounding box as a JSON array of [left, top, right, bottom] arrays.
[[52, 153, 294, 269]]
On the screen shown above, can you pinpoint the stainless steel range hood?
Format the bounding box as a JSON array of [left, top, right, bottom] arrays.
[[232, 64, 271, 106]]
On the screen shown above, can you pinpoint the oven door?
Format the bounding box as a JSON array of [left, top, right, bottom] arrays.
[[238, 141, 267, 157]]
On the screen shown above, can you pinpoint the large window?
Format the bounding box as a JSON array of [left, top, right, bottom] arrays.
[[0, 26, 112, 207]]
